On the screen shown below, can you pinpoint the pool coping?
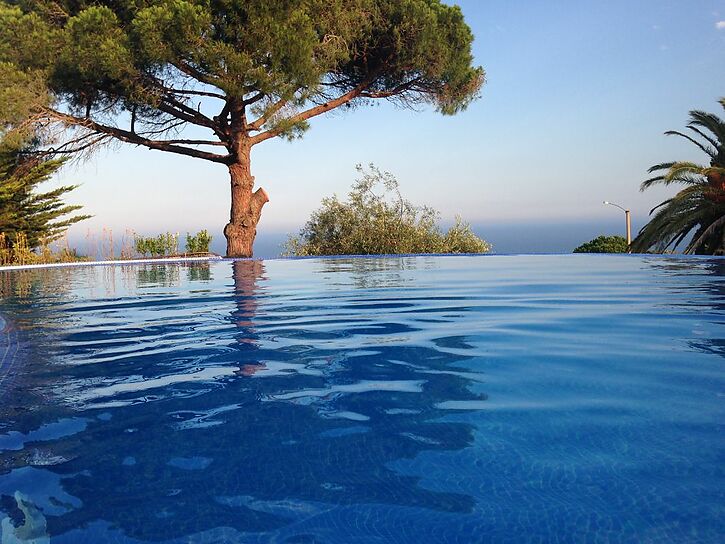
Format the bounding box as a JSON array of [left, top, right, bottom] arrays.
[[1, 251, 724, 271]]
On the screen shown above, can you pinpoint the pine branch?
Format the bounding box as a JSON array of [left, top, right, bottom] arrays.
[[44, 108, 231, 163]]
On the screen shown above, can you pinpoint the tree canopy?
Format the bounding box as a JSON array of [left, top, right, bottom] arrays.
[[0, 0, 483, 157]]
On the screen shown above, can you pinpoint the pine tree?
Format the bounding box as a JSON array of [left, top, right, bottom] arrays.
[[0, 144, 90, 248]]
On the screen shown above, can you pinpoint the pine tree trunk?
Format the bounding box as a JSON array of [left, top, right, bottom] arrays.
[[223, 148, 269, 257]]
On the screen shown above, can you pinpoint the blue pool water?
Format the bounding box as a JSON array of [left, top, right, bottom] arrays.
[[0, 255, 723, 543]]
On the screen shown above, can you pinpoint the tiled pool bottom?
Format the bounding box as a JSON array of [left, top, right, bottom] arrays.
[[0, 255, 723, 543]]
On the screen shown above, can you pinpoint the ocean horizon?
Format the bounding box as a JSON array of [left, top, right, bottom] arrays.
[[65, 218, 645, 260]]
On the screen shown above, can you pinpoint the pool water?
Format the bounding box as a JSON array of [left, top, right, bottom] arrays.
[[0, 255, 723, 543]]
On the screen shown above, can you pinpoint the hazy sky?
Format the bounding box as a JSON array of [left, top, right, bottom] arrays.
[[55, 0, 725, 250]]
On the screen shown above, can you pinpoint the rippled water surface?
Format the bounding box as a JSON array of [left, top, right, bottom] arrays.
[[0, 255, 723, 543]]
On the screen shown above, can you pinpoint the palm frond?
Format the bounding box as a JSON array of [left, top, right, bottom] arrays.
[[642, 163, 676, 190], [642, 162, 706, 190], [686, 215, 725, 253], [664, 130, 716, 158], [663, 162, 706, 182], [688, 110, 725, 144], [671, 228, 694, 250], [650, 197, 674, 214], [632, 184, 713, 252], [641, 174, 665, 191], [685, 126, 720, 152], [647, 162, 676, 174]]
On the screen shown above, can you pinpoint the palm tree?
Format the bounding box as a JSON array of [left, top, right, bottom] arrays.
[[631, 98, 725, 254]]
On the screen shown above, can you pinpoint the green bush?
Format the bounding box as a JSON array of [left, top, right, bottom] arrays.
[[283, 165, 491, 256], [134, 232, 179, 258], [573, 235, 628, 253], [185, 230, 213, 254]]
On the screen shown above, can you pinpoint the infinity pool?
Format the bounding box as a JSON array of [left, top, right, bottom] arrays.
[[0, 255, 723, 543]]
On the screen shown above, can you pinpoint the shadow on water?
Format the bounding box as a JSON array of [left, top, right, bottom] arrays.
[[0, 259, 481, 542]]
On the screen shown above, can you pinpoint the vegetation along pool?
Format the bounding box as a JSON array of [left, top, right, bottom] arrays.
[[0, 255, 723, 543]]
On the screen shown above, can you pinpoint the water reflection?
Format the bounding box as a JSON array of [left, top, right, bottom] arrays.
[[231, 259, 265, 346], [131, 262, 213, 287], [2, 256, 722, 542], [135, 264, 181, 287], [644, 257, 725, 356], [0, 259, 482, 542], [0, 268, 77, 312], [187, 262, 212, 283], [319, 256, 420, 289]]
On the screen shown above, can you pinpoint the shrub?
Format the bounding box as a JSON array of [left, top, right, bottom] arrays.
[[134, 232, 179, 258], [185, 230, 213, 254], [573, 235, 628, 253], [283, 165, 491, 256], [443, 217, 492, 254]]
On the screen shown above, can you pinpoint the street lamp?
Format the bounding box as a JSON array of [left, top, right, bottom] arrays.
[[603, 201, 631, 248]]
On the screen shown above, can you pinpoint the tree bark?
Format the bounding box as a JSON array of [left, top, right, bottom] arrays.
[[224, 148, 269, 257]]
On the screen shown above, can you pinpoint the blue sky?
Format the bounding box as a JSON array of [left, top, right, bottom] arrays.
[[56, 0, 725, 254]]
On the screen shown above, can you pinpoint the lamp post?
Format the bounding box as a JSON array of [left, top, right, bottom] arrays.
[[603, 201, 631, 249]]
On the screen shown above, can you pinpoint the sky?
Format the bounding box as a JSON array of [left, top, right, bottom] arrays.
[[53, 0, 725, 256]]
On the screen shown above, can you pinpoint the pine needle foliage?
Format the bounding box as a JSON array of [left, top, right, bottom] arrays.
[[283, 165, 490, 256], [0, 142, 90, 249]]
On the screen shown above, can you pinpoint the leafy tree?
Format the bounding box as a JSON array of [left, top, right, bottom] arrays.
[[573, 235, 628, 254], [283, 165, 490, 256], [0, 0, 484, 257], [0, 142, 90, 248], [631, 99, 725, 254]]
